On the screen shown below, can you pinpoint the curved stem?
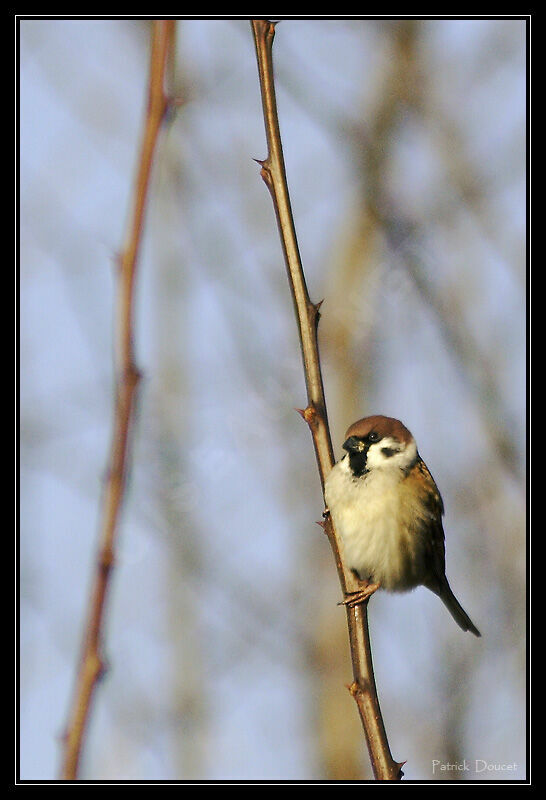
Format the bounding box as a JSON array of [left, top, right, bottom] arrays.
[[59, 20, 176, 780], [251, 19, 403, 781]]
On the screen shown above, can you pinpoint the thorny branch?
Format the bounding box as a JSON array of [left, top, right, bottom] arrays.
[[251, 19, 404, 781], [59, 20, 176, 780]]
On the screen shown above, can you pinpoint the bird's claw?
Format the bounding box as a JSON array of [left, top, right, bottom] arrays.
[[339, 582, 381, 608]]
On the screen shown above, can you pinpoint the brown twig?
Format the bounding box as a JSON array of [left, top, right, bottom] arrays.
[[59, 20, 176, 780], [251, 19, 403, 781]]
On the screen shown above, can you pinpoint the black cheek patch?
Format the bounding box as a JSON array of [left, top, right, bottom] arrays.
[[381, 447, 397, 458]]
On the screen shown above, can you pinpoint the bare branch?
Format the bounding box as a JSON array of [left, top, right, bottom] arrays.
[[251, 19, 403, 782], [59, 20, 176, 781]]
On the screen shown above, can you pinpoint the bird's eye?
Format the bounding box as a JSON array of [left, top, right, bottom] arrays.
[[367, 431, 380, 443]]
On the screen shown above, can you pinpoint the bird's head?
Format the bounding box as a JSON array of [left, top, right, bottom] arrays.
[[342, 415, 418, 476]]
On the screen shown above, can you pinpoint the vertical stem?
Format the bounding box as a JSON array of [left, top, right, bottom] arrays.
[[59, 20, 176, 780], [251, 20, 333, 488], [251, 19, 403, 781]]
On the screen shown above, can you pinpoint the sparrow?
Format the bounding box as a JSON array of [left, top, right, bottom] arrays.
[[324, 415, 480, 636]]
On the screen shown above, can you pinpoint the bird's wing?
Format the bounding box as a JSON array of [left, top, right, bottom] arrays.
[[414, 457, 448, 591]]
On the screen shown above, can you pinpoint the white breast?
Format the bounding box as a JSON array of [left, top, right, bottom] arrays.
[[324, 456, 424, 591]]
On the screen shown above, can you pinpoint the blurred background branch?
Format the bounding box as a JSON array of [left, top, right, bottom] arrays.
[[58, 20, 176, 780]]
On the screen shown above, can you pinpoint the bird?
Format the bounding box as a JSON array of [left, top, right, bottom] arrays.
[[324, 415, 480, 636]]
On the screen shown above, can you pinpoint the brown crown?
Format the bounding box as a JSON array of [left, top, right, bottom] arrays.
[[344, 415, 414, 444]]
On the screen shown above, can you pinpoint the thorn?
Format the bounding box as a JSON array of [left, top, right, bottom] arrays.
[[311, 299, 324, 331], [168, 94, 186, 110], [111, 251, 122, 272], [97, 657, 109, 682], [57, 726, 69, 744], [253, 158, 273, 188], [315, 519, 325, 528], [163, 96, 185, 124], [299, 404, 317, 424], [312, 298, 324, 313], [99, 551, 115, 574], [295, 407, 306, 419]]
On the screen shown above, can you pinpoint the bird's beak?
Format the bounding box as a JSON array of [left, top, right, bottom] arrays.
[[343, 436, 365, 453]]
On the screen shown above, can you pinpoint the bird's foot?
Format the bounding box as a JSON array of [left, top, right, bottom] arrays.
[[339, 581, 381, 608]]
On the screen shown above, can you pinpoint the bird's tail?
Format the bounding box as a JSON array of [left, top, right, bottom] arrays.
[[436, 579, 481, 637]]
